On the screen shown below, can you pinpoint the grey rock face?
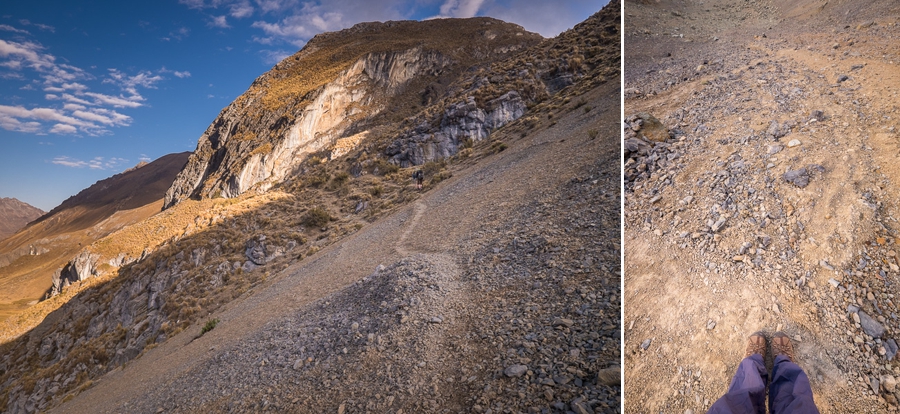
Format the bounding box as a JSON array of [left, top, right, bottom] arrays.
[[385, 91, 526, 166], [49, 250, 100, 298]]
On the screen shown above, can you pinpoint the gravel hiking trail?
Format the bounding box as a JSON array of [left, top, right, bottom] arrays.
[[624, 0, 900, 412], [54, 81, 621, 413]]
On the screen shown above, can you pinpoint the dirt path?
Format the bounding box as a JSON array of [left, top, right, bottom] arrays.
[[53, 81, 621, 413], [625, 1, 900, 412]]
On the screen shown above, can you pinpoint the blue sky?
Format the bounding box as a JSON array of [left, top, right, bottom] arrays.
[[0, 0, 608, 211]]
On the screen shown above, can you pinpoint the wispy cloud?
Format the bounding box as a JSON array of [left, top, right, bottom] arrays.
[[209, 15, 231, 28], [83, 92, 144, 108], [1, 17, 186, 137], [52, 156, 128, 170], [162, 27, 191, 41], [18, 19, 55, 33], [433, 0, 486, 18], [259, 49, 292, 64], [230, 1, 255, 18], [0, 24, 30, 35]]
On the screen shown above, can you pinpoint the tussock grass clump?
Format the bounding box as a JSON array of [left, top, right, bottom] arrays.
[[303, 207, 333, 228], [370, 159, 399, 176], [250, 143, 274, 156]]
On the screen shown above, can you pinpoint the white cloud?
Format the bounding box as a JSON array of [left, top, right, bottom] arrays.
[[104, 69, 163, 95], [44, 86, 65, 92], [84, 92, 144, 108], [256, 0, 299, 14], [72, 108, 132, 126], [0, 105, 95, 130], [139, 154, 152, 162], [435, 0, 485, 18], [173, 70, 191, 78], [45, 93, 59, 100], [49, 124, 77, 134], [61, 82, 88, 91], [52, 155, 128, 169], [230, 1, 255, 18], [61, 93, 93, 106], [0, 24, 29, 35], [52, 156, 88, 167], [259, 49, 292, 64], [63, 103, 86, 111], [209, 15, 231, 28]]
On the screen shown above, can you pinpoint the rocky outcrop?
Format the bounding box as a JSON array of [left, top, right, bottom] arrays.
[[386, 91, 526, 166], [163, 18, 542, 209], [49, 251, 101, 298], [385, 6, 620, 166]]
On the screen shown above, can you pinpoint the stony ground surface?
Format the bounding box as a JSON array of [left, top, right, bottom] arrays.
[[625, 0, 900, 413], [52, 79, 620, 414]]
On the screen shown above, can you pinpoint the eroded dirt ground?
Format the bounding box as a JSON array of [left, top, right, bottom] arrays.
[[624, 0, 900, 412]]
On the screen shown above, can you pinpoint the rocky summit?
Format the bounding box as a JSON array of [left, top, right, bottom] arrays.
[[1, 2, 620, 414], [162, 17, 541, 209]]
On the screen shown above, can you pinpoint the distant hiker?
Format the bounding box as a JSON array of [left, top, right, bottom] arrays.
[[413, 169, 424, 190], [708, 331, 820, 414]]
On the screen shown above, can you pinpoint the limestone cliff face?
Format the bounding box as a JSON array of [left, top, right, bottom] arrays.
[[164, 18, 541, 209]]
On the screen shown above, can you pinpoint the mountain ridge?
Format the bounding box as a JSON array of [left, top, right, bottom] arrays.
[[0, 198, 44, 242]]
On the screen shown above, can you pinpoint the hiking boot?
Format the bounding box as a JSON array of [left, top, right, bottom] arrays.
[[744, 331, 767, 359], [772, 331, 795, 362]]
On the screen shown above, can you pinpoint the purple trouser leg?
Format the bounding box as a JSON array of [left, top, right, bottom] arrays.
[[769, 355, 820, 413], [707, 354, 820, 414], [707, 354, 767, 414]]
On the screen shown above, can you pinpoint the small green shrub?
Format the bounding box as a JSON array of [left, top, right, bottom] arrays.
[[200, 318, 219, 336], [490, 141, 508, 153], [588, 129, 599, 139], [369, 185, 383, 197]]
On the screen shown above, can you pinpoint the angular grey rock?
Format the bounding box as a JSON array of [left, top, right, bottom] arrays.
[[641, 338, 652, 350], [783, 168, 809, 188], [504, 364, 527, 377], [886, 339, 899, 361], [245, 238, 267, 266], [859, 310, 885, 338]]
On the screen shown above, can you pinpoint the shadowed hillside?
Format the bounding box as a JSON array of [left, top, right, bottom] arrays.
[[0, 152, 189, 322]]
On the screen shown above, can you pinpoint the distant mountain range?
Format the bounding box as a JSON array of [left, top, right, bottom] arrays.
[[0, 198, 44, 241]]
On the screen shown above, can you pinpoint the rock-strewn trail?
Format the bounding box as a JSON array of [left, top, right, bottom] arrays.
[[53, 79, 621, 413], [625, 0, 900, 412]]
